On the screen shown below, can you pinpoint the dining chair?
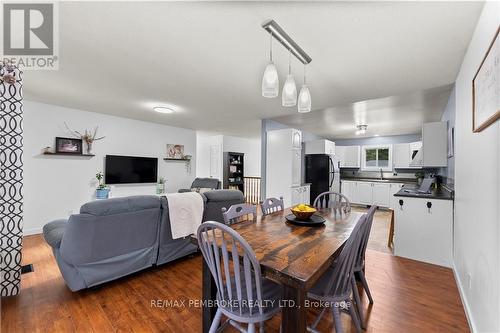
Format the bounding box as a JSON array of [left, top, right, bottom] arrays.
[[260, 197, 284, 215], [307, 214, 367, 333], [313, 191, 351, 215], [222, 203, 257, 225], [350, 205, 377, 328], [197, 221, 283, 333]]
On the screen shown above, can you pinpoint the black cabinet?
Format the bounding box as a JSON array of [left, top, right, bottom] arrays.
[[223, 152, 244, 192]]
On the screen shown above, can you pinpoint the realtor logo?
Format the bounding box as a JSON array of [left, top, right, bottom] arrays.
[[1, 2, 58, 70]]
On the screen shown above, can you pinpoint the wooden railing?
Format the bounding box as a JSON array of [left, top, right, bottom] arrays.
[[244, 177, 261, 204]]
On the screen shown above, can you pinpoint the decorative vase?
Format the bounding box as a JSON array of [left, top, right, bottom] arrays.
[[156, 183, 165, 195], [96, 188, 110, 199], [86, 142, 93, 154]]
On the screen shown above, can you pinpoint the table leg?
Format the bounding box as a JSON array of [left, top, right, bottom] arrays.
[[282, 285, 307, 333], [202, 258, 217, 333]]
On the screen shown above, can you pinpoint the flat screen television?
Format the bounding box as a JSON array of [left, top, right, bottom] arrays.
[[105, 155, 158, 184]]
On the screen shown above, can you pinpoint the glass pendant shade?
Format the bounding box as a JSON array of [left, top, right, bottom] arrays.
[[282, 74, 297, 107], [262, 62, 279, 98], [298, 84, 311, 113]]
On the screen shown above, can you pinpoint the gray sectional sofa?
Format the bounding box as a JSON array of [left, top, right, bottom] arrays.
[[43, 189, 244, 291]]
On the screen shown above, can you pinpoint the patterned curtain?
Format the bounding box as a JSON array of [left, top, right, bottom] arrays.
[[0, 64, 23, 296]]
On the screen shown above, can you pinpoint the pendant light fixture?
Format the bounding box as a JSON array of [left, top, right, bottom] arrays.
[[282, 50, 297, 107], [262, 33, 279, 98], [298, 64, 311, 113]]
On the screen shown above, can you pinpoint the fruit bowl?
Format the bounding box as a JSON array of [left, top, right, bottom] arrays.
[[291, 204, 317, 220]]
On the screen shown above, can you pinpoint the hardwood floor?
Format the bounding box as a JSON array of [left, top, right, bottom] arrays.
[[2, 228, 469, 333]]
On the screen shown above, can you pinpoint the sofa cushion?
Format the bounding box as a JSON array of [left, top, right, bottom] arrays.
[[43, 219, 68, 249], [191, 178, 220, 189], [80, 195, 160, 216], [203, 189, 244, 202]]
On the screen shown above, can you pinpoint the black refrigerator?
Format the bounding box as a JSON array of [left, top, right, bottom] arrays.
[[305, 154, 340, 204]]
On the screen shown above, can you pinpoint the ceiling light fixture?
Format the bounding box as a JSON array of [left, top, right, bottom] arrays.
[[262, 33, 279, 98], [298, 64, 311, 113], [153, 106, 174, 114], [282, 50, 297, 107], [261, 19, 312, 113], [355, 124, 368, 135]]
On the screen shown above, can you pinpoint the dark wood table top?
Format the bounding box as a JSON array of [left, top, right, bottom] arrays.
[[230, 208, 364, 290]]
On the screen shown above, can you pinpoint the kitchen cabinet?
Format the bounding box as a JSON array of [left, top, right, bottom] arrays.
[[266, 128, 304, 207], [292, 129, 302, 149], [393, 142, 423, 169], [341, 180, 407, 208], [340, 180, 357, 203], [372, 183, 390, 207], [305, 139, 335, 155], [389, 183, 404, 209], [291, 149, 301, 186], [422, 122, 447, 167], [337, 146, 360, 168], [291, 185, 310, 206], [393, 143, 410, 168], [394, 196, 452, 267], [356, 182, 373, 205]]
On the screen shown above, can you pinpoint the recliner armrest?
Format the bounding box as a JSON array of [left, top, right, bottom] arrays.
[[43, 219, 68, 249]]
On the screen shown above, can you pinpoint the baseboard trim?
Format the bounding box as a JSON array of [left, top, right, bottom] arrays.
[[452, 263, 476, 333], [24, 227, 42, 236]]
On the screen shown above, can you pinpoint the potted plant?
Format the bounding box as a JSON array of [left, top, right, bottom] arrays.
[[156, 177, 166, 195], [415, 171, 425, 186], [95, 172, 110, 199]]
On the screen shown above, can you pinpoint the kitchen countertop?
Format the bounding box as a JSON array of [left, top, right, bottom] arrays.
[[341, 177, 417, 184], [394, 184, 454, 201]]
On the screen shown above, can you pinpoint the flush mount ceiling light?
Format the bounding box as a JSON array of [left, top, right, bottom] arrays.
[[355, 124, 368, 135], [261, 20, 312, 112], [262, 33, 279, 98], [153, 106, 174, 114]]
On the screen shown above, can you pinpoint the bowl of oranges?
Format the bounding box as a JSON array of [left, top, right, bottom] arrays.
[[291, 204, 317, 220]]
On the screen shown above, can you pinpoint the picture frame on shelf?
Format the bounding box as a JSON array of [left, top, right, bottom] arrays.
[[55, 137, 83, 154], [166, 144, 184, 159], [472, 26, 499, 133]]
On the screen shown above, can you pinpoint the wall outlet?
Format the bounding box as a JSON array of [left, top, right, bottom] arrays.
[[467, 273, 472, 290]]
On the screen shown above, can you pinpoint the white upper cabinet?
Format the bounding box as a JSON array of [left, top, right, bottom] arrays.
[[393, 143, 410, 168], [291, 129, 302, 149], [337, 146, 360, 168], [422, 122, 447, 167], [394, 142, 422, 169], [305, 139, 335, 155]]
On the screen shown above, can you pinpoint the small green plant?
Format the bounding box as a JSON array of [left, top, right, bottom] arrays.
[[158, 177, 166, 184], [96, 172, 107, 190], [414, 171, 425, 180]]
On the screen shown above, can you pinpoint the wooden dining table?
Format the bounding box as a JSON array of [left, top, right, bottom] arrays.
[[200, 208, 364, 333]]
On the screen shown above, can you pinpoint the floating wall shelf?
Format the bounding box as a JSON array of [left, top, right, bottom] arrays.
[[43, 152, 95, 157], [163, 158, 190, 161]]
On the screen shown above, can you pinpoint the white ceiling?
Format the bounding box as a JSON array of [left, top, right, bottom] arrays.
[[22, 1, 483, 138]]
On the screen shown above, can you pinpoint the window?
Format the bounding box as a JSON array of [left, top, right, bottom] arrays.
[[361, 145, 393, 171]]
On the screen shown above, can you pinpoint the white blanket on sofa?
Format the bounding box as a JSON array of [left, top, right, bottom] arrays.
[[166, 192, 204, 239]]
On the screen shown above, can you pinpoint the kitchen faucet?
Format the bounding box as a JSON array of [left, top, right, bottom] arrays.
[[380, 168, 384, 180]]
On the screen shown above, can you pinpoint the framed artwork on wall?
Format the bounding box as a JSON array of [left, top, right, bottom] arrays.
[[472, 25, 500, 133], [55, 137, 83, 154], [166, 144, 184, 159]]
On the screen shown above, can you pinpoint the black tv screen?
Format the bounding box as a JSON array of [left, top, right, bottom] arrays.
[[105, 155, 158, 184]]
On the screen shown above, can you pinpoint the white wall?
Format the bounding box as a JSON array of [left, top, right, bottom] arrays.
[[195, 133, 223, 178], [195, 133, 261, 179], [223, 135, 261, 177], [453, 3, 499, 332], [23, 100, 196, 235]]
